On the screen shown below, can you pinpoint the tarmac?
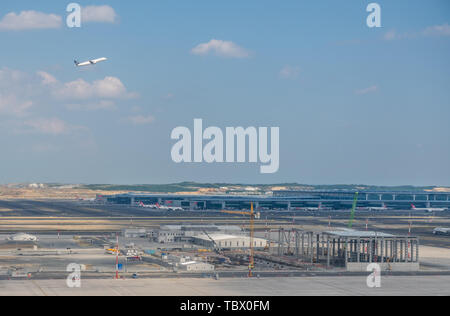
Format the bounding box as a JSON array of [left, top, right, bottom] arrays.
[[1, 275, 449, 296]]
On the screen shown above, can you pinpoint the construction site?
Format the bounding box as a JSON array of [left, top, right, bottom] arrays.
[[272, 229, 419, 272], [2, 197, 446, 282]]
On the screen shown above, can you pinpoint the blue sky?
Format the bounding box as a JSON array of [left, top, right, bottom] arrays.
[[0, 0, 449, 185]]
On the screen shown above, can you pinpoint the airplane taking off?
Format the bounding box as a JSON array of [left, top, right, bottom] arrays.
[[74, 57, 108, 67], [411, 204, 448, 213]]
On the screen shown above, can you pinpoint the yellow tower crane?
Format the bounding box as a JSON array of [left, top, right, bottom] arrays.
[[221, 202, 259, 277]]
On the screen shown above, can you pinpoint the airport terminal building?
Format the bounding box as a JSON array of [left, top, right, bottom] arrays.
[[98, 190, 450, 211]]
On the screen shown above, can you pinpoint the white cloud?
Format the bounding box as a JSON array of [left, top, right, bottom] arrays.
[[423, 23, 450, 37], [20, 117, 88, 136], [0, 7, 118, 31], [54, 76, 137, 100], [0, 94, 33, 116], [355, 85, 378, 95], [95, 77, 129, 98], [24, 118, 73, 135], [1, 68, 137, 115], [128, 115, 155, 125], [279, 66, 300, 79], [0, 11, 62, 31], [82, 5, 118, 24], [384, 23, 450, 41], [37, 71, 58, 85], [384, 30, 397, 41], [1, 68, 139, 120], [66, 100, 116, 111], [191, 39, 250, 58], [0, 68, 34, 116], [55, 79, 92, 99], [0, 68, 26, 83]]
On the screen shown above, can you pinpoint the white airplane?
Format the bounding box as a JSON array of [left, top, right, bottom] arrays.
[[295, 205, 322, 212], [138, 202, 160, 210], [138, 201, 183, 211], [411, 204, 447, 213], [362, 205, 390, 211], [8, 233, 38, 242], [433, 228, 450, 236], [76, 196, 96, 203], [156, 203, 183, 211], [74, 57, 108, 67], [138, 202, 158, 209]]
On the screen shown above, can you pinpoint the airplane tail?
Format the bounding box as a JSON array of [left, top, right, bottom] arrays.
[[74, 60, 79, 66], [411, 204, 416, 209]]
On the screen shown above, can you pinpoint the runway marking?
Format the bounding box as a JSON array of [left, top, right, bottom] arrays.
[[32, 280, 48, 296]]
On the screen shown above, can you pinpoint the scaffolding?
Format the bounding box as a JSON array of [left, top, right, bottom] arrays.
[[273, 229, 420, 272]]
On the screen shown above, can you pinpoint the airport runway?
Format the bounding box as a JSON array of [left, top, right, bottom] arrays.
[[1, 275, 449, 296], [0, 200, 449, 249]]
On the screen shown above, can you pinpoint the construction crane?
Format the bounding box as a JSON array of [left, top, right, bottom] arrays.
[[221, 203, 260, 277], [348, 192, 359, 229], [202, 230, 222, 254]]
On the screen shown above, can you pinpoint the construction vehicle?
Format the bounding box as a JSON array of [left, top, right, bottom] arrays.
[[106, 248, 120, 255]]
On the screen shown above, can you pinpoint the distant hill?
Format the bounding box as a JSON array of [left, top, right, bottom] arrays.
[[79, 183, 449, 194]]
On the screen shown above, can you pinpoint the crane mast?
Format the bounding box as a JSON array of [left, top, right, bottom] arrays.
[[348, 192, 359, 229], [221, 202, 256, 277]]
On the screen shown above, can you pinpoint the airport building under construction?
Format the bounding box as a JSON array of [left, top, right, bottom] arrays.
[[273, 229, 420, 272]]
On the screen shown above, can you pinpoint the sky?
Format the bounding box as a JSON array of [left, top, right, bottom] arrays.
[[0, 0, 449, 186]]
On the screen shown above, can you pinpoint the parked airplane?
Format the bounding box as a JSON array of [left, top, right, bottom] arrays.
[[138, 202, 158, 209], [76, 196, 96, 202], [74, 57, 108, 67], [433, 227, 450, 236], [8, 233, 38, 242], [75, 196, 97, 204], [295, 205, 323, 212], [138, 202, 183, 211], [411, 204, 448, 213], [156, 203, 183, 211], [360, 205, 390, 211]]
